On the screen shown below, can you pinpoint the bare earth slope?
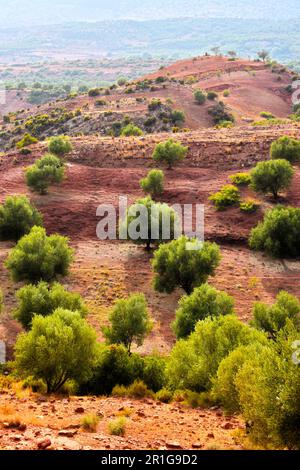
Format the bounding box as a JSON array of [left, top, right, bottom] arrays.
[[1, 124, 300, 359], [0, 56, 299, 451]]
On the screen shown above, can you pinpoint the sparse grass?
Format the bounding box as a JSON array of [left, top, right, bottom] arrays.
[[206, 443, 224, 450], [112, 381, 154, 399], [248, 276, 260, 289], [108, 417, 127, 436], [81, 413, 100, 432], [0, 404, 42, 428], [111, 385, 128, 398], [155, 388, 173, 403], [116, 407, 133, 418]]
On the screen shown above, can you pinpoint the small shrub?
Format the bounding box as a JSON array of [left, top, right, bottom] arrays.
[[251, 291, 300, 337], [88, 88, 100, 97], [148, 99, 161, 111], [155, 388, 173, 403], [25, 153, 65, 194], [142, 354, 166, 392], [20, 148, 31, 155], [79, 345, 144, 396], [223, 89, 230, 97], [240, 199, 260, 213], [194, 89, 206, 105], [152, 139, 188, 169], [16, 133, 38, 149], [207, 91, 218, 101], [249, 206, 300, 258], [170, 110, 185, 125], [108, 417, 127, 436], [184, 390, 208, 409], [95, 99, 107, 106], [81, 414, 100, 432], [260, 111, 275, 120], [121, 124, 143, 137], [208, 101, 234, 124], [111, 384, 128, 397], [48, 135, 72, 156], [270, 136, 300, 163], [126, 380, 153, 398], [140, 169, 164, 198], [216, 120, 234, 128], [229, 173, 251, 186], [0, 195, 43, 241], [209, 185, 240, 210], [250, 159, 294, 199]]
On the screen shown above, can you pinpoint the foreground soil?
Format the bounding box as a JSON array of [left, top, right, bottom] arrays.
[[0, 390, 244, 450]]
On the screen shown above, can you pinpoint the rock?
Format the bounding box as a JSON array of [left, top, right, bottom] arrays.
[[166, 441, 183, 449], [192, 442, 203, 449], [58, 429, 78, 438], [221, 422, 234, 430], [36, 396, 47, 404], [37, 438, 52, 450], [55, 437, 83, 450], [75, 407, 85, 414], [207, 433, 215, 438], [18, 424, 27, 432]]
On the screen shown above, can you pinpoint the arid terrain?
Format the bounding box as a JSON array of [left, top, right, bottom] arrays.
[[0, 55, 300, 450]]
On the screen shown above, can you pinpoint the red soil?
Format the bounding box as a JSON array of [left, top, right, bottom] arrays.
[[1, 124, 300, 359]]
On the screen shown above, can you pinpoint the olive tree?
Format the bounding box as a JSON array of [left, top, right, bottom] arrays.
[[250, 159, 294, 199], [140, 169, 164, 198], [5, 226, 74, 282], [25, 153, 65, 194], [270, 136, 300, 163], [102, 293, 152, 353], [249, 206, 300, 258], [122, 196, 178, 249], [252, 291, 300, 337], [152, 139, 188, 169], [15, 309, 99, 393], [0, 195, 43, 241], [14, 281, 87, 329], [152, 236, 221, 294], [48, 135, 72, 156], [173, 283, 234, 338]]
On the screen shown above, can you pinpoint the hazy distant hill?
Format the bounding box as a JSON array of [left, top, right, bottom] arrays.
[[1, 17, 299, 64], [2, 0, 300, 26]]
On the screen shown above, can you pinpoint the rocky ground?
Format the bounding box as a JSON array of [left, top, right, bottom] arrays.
[[0, 390, 244, 450]]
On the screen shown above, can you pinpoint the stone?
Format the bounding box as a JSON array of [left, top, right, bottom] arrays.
[[192, 442, 203, 449], [75, 407, 85, 414], [58, 429, 78, 438], [221, 422, 234, 430], [55, 437, 83, 450], [166, 441, 183, 449], [37, 438, 52, 450]]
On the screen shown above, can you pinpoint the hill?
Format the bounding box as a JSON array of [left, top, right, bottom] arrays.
[[2, 0, 300, 26], [0, 56, 296, 152], [1, 55, 300, 451]]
